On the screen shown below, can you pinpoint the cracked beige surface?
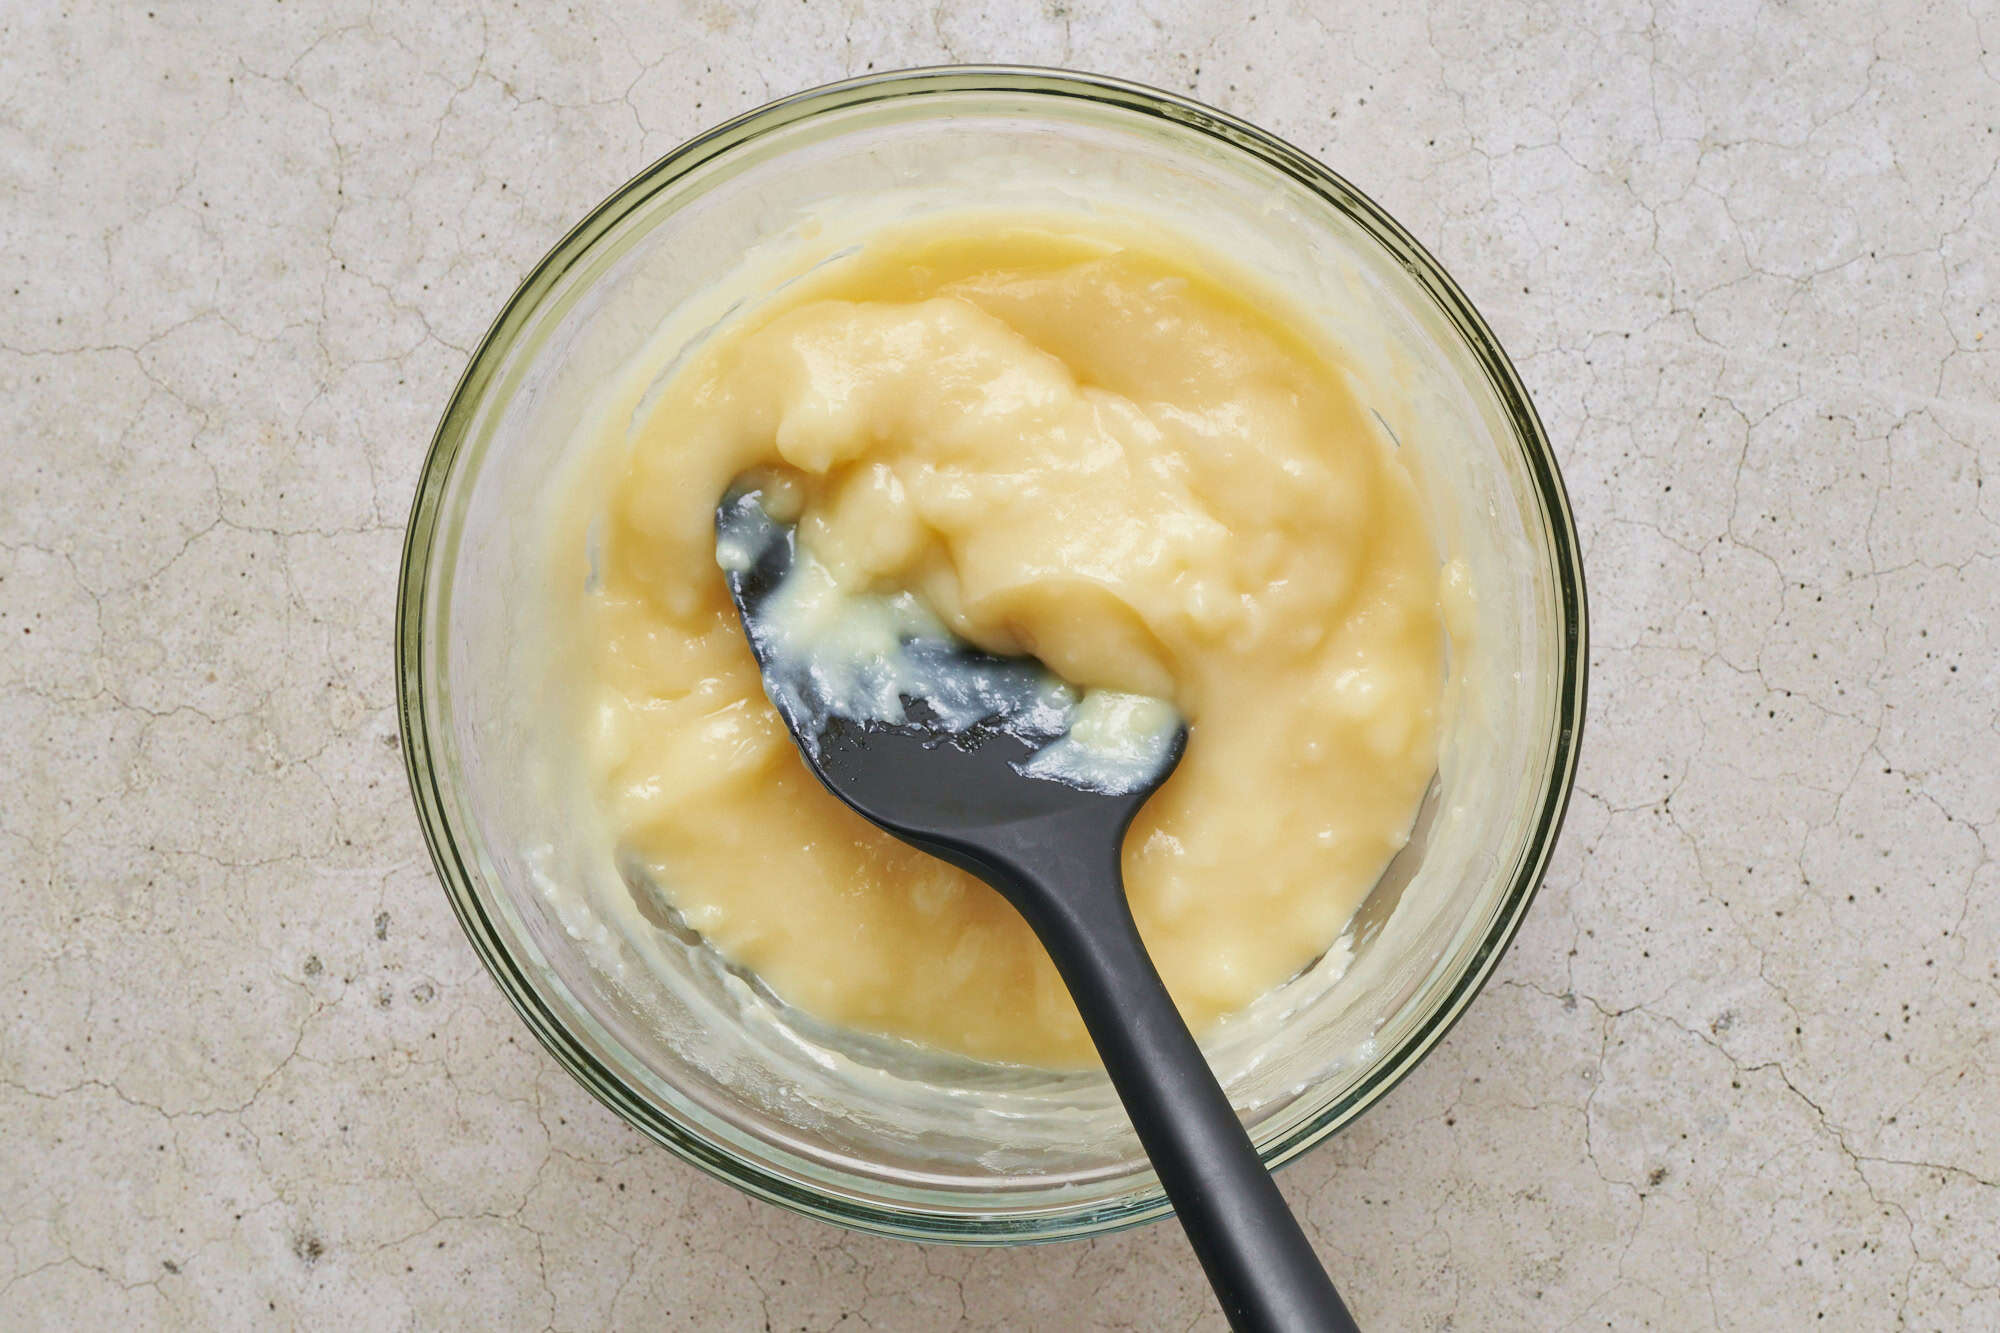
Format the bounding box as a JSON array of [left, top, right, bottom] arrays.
[[2, 1, 1995, 1328]]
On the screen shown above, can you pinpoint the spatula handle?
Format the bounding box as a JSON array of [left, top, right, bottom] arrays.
[[1021, 856, 1360, 1333]]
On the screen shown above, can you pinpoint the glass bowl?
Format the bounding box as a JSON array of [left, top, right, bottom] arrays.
[[396, 66, 1586, 1243]]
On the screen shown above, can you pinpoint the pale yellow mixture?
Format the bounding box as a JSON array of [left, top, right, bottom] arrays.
[[562, 216, 1445, 1066]]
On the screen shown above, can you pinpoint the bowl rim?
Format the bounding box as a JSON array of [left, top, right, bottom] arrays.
[[396, 63, 1589, 1243]]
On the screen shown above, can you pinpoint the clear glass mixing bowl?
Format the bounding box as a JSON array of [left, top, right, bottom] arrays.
[[396, 67, 1586, 1242]]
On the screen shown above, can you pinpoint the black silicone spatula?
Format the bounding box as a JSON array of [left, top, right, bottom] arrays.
[[717, 486, 1359, 1333]]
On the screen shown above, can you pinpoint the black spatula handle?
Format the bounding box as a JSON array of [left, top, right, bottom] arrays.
[[1009, 846, 1359, 1333]]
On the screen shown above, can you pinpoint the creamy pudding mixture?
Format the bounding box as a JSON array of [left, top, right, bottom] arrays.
[[554, 216, 1444, 1065]]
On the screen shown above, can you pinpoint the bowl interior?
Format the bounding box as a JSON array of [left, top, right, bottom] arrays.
[[400, 70, 1583, 1240]]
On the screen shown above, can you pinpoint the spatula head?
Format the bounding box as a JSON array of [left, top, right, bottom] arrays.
[[715, 484, 1186, 871]]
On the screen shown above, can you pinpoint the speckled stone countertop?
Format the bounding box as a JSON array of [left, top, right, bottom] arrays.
[[4, 1, 1996, 1327]]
